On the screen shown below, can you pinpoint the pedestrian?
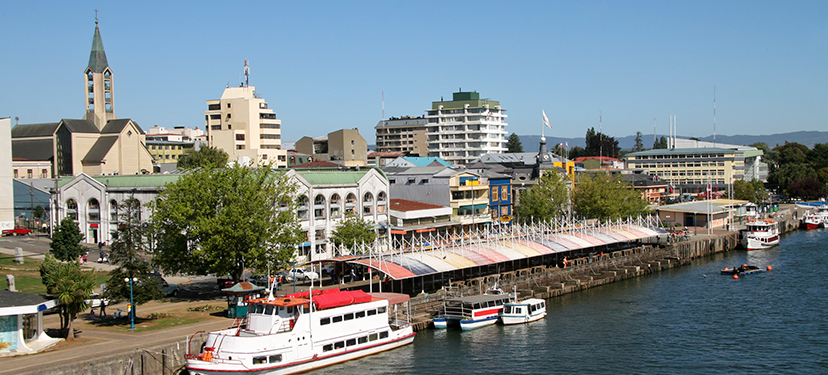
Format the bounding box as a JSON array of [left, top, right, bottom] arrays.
[[350, 268, 356, 283], [100, 298, 106, 317]]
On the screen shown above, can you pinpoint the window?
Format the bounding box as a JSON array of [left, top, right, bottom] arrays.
[[208, 104, 220, 110], [346, 338, 356, 346], [253, 356, 267, 365], [358, 336, 368, 344], [323, 344, 333, 352], [491, 187, 499, 201], [369, 333, 378, 341], [355, 311, 365, 318], [378, 307, 386, 313], [269, 355, 282, 363], [335, 341, 345, 349], [27, 169, 33, 179], [66, 199, 78, 220], [227, 103, 231, 108], [87, 199, 100, 221], [366, 309, 377, 316], [344, 313, 354, 321], [332, 316, 343, 323], [380, 331, 389, 339], [501, 186, 509, 201]]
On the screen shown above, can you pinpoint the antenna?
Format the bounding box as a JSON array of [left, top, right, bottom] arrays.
[[95, 9, 98, 25], [244, 60, 249, 87], [382, 91, 385, 123], [653, 118, 656, 147], [713, 85, 717, 146], [599, 111, 603, 163]]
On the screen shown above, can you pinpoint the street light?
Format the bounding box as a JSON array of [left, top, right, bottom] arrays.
[[124, 277, 137, 330]]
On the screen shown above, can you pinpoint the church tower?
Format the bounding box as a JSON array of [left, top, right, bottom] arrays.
[[83, 17, 117, 130]]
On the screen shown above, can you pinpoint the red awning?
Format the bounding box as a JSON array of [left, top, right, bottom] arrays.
[[351, 258, 417, 280], [390, 230, 407, 235], [415, 228, 435, 233], [90, 223, 99, 228]]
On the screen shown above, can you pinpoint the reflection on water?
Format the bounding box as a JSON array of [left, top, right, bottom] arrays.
[[310, 229, 828, 374]]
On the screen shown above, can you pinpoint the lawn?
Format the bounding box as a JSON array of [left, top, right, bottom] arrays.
[[86, 304, 226, 332], [0, 254, 109, 294]]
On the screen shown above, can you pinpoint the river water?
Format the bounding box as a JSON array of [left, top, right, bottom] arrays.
[[312, 228, 828, 374]]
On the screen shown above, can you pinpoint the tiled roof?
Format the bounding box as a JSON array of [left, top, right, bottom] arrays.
[[60, 119, 99, 133], [12, 139, 54, 161], [389, 199, 446, 212], [11, 122, 59, 138]]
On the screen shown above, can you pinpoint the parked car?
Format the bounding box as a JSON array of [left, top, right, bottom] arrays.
[[288, 268, 319, 281], [149, 274, 180, 297], [276, 270, 292, 282]]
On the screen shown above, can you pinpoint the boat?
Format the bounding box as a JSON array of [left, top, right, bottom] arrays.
[[185, 288, 415, 375], [499, 298, 547, 325], [433, 293, 513, 330], [801, 205, 828, 230], [721, 265, 766, 276], [740, 218, 780, 250]]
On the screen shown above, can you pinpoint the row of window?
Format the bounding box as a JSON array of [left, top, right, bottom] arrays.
[[322, 331, 390, 353], [252, 354, 282, 365], [666, 179, 727, 185], [490, 186, 510, 202], [149, 144, 185, 150], [153, 154, 179, 160], [635, 161, 726, 168], [13, 168, 48, 179], [633, 153, 728, 160], [657, 170, 726, 177], [64, 198, 140, 221], [319, 306, 386, 326]]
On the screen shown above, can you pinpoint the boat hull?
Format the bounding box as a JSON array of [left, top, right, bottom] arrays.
[[500, 311, 547, 325], [459, 316, 499, 330], [742, 235, 780, 250], [186, 332, 416, 375], [432, 318, 448, 329]]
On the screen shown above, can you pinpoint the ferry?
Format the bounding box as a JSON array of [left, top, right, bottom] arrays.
[[433, 293, 513, 330], [185, 288, 415, 375], [499, 298, 547, 325], [801, 206, 828, 230], [740, 218, 780, 250]]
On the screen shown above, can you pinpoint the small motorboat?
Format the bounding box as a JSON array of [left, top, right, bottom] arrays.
[[499, 298, 547, 325], [721, 265, 766, 276]]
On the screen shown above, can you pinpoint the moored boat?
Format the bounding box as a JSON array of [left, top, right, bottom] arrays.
[[801, 206, 828, 230], [499, 298, 547, 325], [433, 294, 513, 330], [721, 265, 766, 276], [185, 288, 415, 375], [740, 219, 780, 250]]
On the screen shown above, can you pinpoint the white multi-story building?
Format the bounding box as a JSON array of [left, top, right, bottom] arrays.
[[205, 82, 287, 167], [424, 91, 508, 166]]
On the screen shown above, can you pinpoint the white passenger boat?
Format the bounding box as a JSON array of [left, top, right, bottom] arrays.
[[186, 288, 415, 375], [801, 205, 828, 230], [433, 293, 513, 330], [740, 219, 780, 250], [499, 298, 547, 325]]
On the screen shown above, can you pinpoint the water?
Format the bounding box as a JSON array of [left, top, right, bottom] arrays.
[[311, 229, 828, 374]]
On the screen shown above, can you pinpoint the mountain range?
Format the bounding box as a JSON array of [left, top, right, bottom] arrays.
[[517, 131, 828, 153]]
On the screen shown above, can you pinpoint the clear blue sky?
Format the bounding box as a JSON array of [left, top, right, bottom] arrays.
[[2, 1, 826, 144]]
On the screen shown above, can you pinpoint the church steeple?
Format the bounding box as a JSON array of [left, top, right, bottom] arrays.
[[83, 14, 116, 130]]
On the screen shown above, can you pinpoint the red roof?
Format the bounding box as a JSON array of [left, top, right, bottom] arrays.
[[293, 160, 341, 168], [389, 199, 446, 212], [573, 156, 620, 163], [368, 151, 405, 158]]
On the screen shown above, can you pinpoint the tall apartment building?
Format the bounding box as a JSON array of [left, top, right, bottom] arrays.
[[424, 91, 508, 166], [204, 84, 287, 167], [374, 116, 428, 156]]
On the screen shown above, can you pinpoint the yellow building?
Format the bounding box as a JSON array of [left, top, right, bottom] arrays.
[[625, 147, 745, 194]]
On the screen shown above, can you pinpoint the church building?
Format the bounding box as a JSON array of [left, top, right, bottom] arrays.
[[11, 20, 154, 178]]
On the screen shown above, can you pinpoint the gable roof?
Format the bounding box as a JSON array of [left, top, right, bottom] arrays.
[[11, 139, 54, 161], [10, 122, 59, 138], [101, 119, 144, 134], [60, 119, 100, 133], [82, 136, 119, 163]]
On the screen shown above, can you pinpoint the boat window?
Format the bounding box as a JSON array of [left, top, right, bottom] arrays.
[[380, 331, 389, 339], [269, 354, 282, 363], [515, 307, 522, 314], [344, 313, 354, 321], [333, 316, 343, 323], [367, 309, 377, 316], [253, 356, 267, 365], [287, 306, 294, 314], [265, 305, 274, 315], [358, 336, 368, 344], [473, 303, 480, 309], [279, 306, 286, 313], [320, 317, 330, 325], [323, 344, 333, 352], [255, 304, 265, 314], [378, 307, 387, 314], [503, 306, 512, 314], [346, 338, 356, 346], [355, 311, 365, 318], [369, 333, 378, 341], [334, 341, 345, 349], [303, 306, 310, 314]]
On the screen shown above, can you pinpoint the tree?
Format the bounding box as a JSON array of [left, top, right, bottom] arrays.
[[788, 178, 826, 200], [633, 132, 644, 152], [515, 171, 570, 222], [583, 127, 620, 157], [105, 197, 162, 317], [732, 179, 768, 204], [654, 136, 668, 149], [177, 146, 229, 170], [506, 133, 523, 153], [330, 211, 377, 255], [817, 167, 828, 185], [573, 173, 649, 220], [50, 217, 85, 262], [809, 143, 828, 171], [33, 205, 46, 221], [769, 163, 817, 193], [151, 163, 303, 283], [39, 254, 96, 340], [568, 146, 586, 160]]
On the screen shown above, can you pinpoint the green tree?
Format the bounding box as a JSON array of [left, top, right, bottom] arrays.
[[769, 163, 817, 193], [330, 211, 378, 255], [39, 254, 96, 340], [809, 143, 828, 171], [787, 178, 826, 200], [177, 146, 229, 170], [50, 217, 85, 262], [654, 136, 668, 149], [583, 127, 620, 157], [150, 163, 303, 282], [573, 173, 649, 220], [732, 179, 768, 204], [568, 146, 586, 160], [633, 132, 644, 152], [506, 133, 524, 153], [817, 167, 828, 185], [105, 197, 162, 317], [516, 171, 570, 222]]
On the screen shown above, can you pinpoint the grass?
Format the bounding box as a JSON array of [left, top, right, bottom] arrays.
[[87, 303, 227, 332], [0, 254, 110, 294]]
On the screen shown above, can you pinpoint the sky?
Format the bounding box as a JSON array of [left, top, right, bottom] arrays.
[[2, 1, 826, 145]]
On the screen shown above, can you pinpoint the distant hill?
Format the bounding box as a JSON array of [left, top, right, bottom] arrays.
[[517, 131, 828, 153]]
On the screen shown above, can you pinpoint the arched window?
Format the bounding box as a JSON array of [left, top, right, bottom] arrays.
[[87, 199, 100, 221], [66, 199, 78, 220], [109, 200, 118, 221], [314, 194, 326, 219], [330, 194, 341, 218], [345, 193, 357, 213], [377, 191, 387, 213], [129, 200, 142, 222], [362, 192, 374, 215], [297, 195, 309, 219]]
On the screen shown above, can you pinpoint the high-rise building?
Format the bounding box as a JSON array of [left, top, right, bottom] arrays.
[[374, 116, 428, 156], [424, 91, 508, 166], [204, 65, 287, 167]]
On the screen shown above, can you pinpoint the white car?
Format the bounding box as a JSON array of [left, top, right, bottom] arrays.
[[288, 268, 319, 281]]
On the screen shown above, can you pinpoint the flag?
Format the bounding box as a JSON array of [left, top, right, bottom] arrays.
[[565, 141, 569, 148], [542, 110, 551, 129]]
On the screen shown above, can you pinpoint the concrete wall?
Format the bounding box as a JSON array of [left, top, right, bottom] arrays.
[[0, 118, 13, 230]]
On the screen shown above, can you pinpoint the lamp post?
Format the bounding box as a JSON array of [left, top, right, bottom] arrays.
[[124, 277, 137, 330]]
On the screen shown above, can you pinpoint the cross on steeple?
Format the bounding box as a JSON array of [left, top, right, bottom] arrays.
[[95, 9, 98, 25]]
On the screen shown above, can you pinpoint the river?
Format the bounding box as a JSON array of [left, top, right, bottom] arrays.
[[308, 228, 828, 374]]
